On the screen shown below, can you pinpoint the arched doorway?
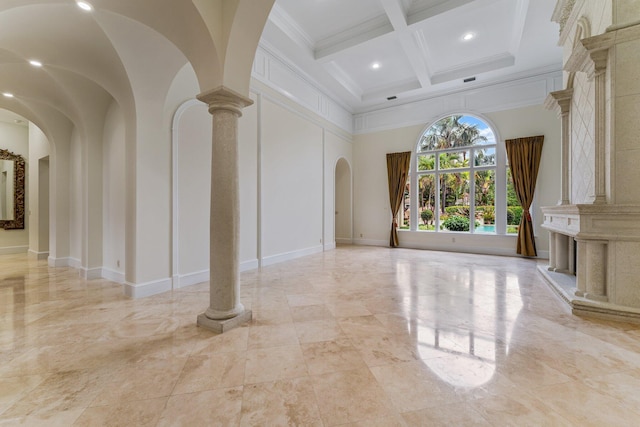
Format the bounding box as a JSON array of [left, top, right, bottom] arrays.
[[334, 157, 352, 245]]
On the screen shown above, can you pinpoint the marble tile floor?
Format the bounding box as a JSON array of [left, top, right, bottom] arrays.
[[2, 246, 640, 426]]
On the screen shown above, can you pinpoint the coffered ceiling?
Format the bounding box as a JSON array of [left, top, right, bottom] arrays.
[[261, 0, 562, 113]]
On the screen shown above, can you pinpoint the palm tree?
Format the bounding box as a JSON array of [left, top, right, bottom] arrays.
[[419, 115, 486, 214], [419, 115, 487, 151]]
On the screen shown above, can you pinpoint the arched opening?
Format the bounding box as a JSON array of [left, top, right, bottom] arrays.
[[0, 110, 52, 258], [410, 113, 519, 235], [334, 157, 352, 245]]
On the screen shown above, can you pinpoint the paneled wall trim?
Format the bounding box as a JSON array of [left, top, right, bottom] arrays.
[[253, 44, 354, 134], [253, 42, 562, 136], [354, 70, 563, 134]]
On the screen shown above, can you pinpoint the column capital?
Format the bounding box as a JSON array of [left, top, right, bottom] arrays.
[[197, 85, 254, 116], [544, 88, 573, 116], [565, 37, 610, 81]]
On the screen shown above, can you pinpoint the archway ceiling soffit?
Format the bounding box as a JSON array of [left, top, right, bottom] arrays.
[[0, 0, 231, 116]]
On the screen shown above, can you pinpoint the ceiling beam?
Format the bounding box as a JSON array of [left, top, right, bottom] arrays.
[[379, 0, 432, 88], [314, 15, 393, 62], [406, 0, 475, 26]]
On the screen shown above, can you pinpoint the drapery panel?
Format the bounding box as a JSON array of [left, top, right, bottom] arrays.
[[505, 135, 544, 257], [386, 151, 411, 247]]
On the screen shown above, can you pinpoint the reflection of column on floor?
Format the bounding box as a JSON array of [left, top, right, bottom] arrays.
[[196, 86, 253, 333]]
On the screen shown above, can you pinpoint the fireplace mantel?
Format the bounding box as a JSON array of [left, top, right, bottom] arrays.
[[540, 203, 640, 322], [542, 204, 640, 240], [542, 3, 640, 323]]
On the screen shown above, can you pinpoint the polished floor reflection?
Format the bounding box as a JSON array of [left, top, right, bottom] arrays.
[[2, 247, 640, 426]]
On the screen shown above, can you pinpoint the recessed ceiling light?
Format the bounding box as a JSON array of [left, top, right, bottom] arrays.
[[29, 60, 43, 67], [76, 1, 93, 11], [3, 93, 14, 98], [371, 62, 381, 70], [462, 32, 475, 41]]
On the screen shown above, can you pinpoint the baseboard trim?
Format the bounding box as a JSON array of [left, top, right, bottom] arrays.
[[335, 238, 353, 245], [124, 278, 173, 298], [79, 267, 103, 280], [261, 245, 323, 267], [324, 242, 336, 250], [0, 245, 28, 255], [352, 238, 388, 247], [68, 257, 82, 269], [102, 268, 125, 284], [176, 269, 209, 289], [48, 256, 70, 267], [28, 250, 49, 260], [352, 238, 548, 259], [241, 259, 259, 272]]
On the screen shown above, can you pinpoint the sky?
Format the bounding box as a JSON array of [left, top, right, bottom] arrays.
[[458, 115, 496, 145]]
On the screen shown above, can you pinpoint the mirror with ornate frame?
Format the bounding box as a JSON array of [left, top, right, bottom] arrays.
[[0, 148, 25, 229]]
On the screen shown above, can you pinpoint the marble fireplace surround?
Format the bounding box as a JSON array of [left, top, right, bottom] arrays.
[[540, 204, 640, 322]]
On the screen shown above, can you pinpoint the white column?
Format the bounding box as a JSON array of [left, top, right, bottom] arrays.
[[196, 86, 253, 333]]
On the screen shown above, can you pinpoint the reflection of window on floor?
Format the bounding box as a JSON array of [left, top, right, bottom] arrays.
[[409, 114, 523, 234]]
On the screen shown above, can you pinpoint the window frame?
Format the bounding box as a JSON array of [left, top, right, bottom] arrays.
[[408, 113, 509, 235]]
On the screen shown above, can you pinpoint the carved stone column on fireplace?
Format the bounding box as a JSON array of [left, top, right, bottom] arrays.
[[574, 238, 587, 297], [565, 39, 609, 204], [548, 232, 557, 271], [544, 89, 573, 205], [584, 240, 608, 302], [556, 233, 571, 273]]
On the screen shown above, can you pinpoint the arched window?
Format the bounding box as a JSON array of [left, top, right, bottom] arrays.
[[405, 114, 521, 234]]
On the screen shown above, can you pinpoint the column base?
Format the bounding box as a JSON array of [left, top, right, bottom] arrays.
[[583, 293, 609, 303], [197, 310, 252, 334]]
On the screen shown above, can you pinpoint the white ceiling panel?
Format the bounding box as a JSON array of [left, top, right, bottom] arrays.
[[275, 0, 387, 43], [265, 0, 562, 112], [417, 0, 523, 74], [327, 35, 418, 94]]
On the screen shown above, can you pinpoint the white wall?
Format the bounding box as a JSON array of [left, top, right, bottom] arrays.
[[353, 124, 422, 245], [175, 102, 211, 284], [353, 105, 561, 257], [324, 132, 353, 248], [0, 121, 28, 254], [261, 97, 324, 264], [169, 82, 352, 288], [238, 93, 259, 269], [102, 101, 126, 282], [69, 127, 82, 266], [28, 123, 51, 257]]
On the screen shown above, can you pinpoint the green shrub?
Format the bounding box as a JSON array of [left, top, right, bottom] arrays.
[[445, 206, 470, 216], [482, 206, 495, 224], [507, 206, 523, 225], [418, 224, 435, 231], [443, 215, 470, 231], [420, 209, 433, 224]]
